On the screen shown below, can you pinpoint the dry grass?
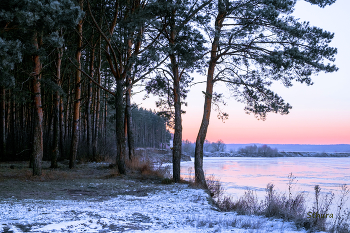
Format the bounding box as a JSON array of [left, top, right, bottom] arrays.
[[329, 185, 350, 233], [206, 174, 224, 198], [125, 155, 171, 180], [203, 173, 350, 232]]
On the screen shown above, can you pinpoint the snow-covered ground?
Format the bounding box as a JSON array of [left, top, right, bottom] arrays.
[[0, 183, 312, 233]]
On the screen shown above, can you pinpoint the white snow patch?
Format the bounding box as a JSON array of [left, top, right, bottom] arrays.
[[0, 184, 312, 232]]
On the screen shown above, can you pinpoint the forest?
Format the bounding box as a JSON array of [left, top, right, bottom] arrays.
[[0, 0, 338, 187]]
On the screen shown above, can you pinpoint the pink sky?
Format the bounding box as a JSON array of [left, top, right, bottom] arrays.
[[132, 0, 350, 145]]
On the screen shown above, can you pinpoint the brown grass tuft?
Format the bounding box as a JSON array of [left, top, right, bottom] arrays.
[[125, 156, 169, 178]]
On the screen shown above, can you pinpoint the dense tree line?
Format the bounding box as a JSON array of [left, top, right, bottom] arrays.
[[131, 106, 171, 149], [0, 0, 170, 172], [0, 0, 338, 185]]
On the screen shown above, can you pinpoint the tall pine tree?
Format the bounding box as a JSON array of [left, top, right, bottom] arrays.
[[194, 0, 338, 186]]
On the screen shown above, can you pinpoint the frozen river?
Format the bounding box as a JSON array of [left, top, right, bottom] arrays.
[[180, 157, 350, 210]]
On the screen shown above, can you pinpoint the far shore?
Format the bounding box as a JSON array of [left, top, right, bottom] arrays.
[[199, 151, 350, 158]]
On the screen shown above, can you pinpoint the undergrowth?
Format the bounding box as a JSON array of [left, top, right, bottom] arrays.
[[197, 172, 350, 232]]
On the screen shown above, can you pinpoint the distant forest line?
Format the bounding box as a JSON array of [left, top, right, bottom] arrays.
[[225, 144, 350, 153], [182, 141, 350, 157]]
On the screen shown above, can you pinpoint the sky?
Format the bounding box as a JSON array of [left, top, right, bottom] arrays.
[[132, 0, 350, 145]]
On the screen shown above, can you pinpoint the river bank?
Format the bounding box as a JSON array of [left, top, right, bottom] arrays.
[[0, 161, 307, 233], [202, 151, 350, 157]]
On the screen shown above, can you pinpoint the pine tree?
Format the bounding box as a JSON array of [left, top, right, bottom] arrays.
[[146, 0, 211, 182], [194, 0, 338, 186], [87, 0, 164, 173], [0, 0, 82, 175], [70, 0, 84, 169]]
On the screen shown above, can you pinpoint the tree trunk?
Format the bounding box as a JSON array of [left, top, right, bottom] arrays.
[[104, 91, 107, 144], [194, 9, 226, 188], [59, 95, 64, 159], [65, 76, 70, 144], [87, 47, 95, 158], [32, 32, 44, 176], [45, 94, 53, 157], [92, 46, 101, 160], [86, 52, 95, 156], [170, 54, 182, 182], [29, 105, 35, 168], [10, 92, 16, 157], [51, 47, 62, 168], [124, 22, 142, 161], [125, 82, 134, 161], [115, 78, 126, 174], [169, 7, 182, 182], [0, 87, 5, 158], [172, 80, 182, 182], [70, 2, 83, 168]]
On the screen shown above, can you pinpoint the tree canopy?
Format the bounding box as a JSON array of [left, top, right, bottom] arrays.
[[0, 0, 338, 181]]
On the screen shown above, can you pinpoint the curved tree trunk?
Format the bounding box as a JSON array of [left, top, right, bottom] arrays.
[[194, 7, 226, 188], [32, 32, 44, 176], [194, 79, 213, 188]]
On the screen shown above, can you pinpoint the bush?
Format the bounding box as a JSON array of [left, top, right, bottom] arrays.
[[210, 140, 226, 152], [204, 139, 226, 153], [182, 139, 195, 155], [203, 140, 211, 152], [238, 144, 278, 157]]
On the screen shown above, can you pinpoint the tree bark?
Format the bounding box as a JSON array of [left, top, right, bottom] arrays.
[[59, 94, 64, 158], [51, 47, 62, 168], [65, 76, 70, 144], [70, 1, 83, 168], [169, 6, 182, 183], [0, 87, 5, 158], [87, 47, 95, 158], [115, 78, 126, 174], [93, 47, 101, 160], [104, 91, 107, 143], [10, 92, 16, 157], [125, 82, 134, 160], [172, 69, 182, 183], [194, 8, 226, 188], [32, 32, 44, 176]]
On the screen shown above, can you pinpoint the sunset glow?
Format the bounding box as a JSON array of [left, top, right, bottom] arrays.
[[132, 0, 350, 145]]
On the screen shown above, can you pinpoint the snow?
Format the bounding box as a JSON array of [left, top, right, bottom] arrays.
[[0, 184, 316, 233], [0, 183, 313, 232]]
